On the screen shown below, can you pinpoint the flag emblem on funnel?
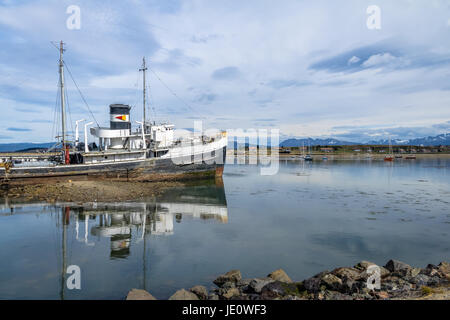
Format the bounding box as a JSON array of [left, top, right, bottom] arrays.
[[111, 114, 129, 122], [115, 115, 127, 121]]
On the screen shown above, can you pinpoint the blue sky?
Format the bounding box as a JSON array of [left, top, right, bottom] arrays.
[[0, 0, 450, 143]]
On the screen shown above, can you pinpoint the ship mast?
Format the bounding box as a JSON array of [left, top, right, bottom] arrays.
[[59, 41, 67, 151], [139, 57, 148, 132]]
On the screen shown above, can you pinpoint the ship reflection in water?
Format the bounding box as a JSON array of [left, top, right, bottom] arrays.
[[82, 192, 228, 259], [0, 181, 228, 300]]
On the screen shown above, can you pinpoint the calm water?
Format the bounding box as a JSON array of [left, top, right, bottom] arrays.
[[0, 158, 449, 299]]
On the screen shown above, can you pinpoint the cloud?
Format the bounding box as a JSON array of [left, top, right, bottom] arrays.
[[266, 79, 311, 89], [211, 66, 240, 80], [347, 56, 360, 65], [7, 127, 32, 132], [362, 53, 409, 68], [193, 93, 217, 104]]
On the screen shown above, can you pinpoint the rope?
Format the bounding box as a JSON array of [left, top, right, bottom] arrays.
[[147, 65, 200, 116], [63, 61, 100, 127]]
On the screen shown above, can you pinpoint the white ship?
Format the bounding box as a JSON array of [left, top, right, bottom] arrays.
[[0, 41, 227, 185]]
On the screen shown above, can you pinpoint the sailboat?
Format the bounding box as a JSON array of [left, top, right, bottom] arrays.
[[304, 141, 313, 161], [384, 136, 394, 161], [405, 146, 417, 159]]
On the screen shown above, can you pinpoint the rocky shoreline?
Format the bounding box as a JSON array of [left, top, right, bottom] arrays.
[[127, 260, 450, 300]]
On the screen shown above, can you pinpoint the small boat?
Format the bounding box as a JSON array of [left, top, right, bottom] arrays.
[[384, 136, 394, 162], [279, 148, 291, 154], [405, 155, 416, 160], [305, 142, 313, 161], [395, 155, 403, 159], [322, 156, 328, 160]]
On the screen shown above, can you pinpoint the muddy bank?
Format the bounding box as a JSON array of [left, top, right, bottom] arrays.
[[127, 259, 450, 300], [1, 180, 183, 202]]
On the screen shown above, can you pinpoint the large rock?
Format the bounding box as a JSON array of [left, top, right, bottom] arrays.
[[303, 277, 321, 293], [354, 261, 390, 278], [320, 274, 343, 291], [438, 262, 450, 278], [169, 289, 199, 300], [333, 267, 361, 281], [214, 270, 242, 287], [303, 271, 329, 293], [355, 261, 376, 271], [246, 278, 275, 294], [260, 281, 301, 300], [190, 285, 208, 300], [126, 289, 157, 300], [222, 287, 240, 299], [384, 260, 412, 274], [267, 269, 293, 283], [408, 274, 431, 287]]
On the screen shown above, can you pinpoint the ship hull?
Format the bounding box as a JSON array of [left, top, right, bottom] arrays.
[[1, 146, 226, 186]]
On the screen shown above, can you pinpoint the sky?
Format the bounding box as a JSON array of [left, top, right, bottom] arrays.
[[0, 0, 450, 143]]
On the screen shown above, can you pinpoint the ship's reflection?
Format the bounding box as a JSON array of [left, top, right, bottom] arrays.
[[70, 182, 228, 259]]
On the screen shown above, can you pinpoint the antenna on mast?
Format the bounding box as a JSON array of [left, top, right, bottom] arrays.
[[139, 57, 148, 132]]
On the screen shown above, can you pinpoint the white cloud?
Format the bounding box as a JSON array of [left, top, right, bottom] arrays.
[[348, 56, 360, 65], [362, 53, 407, 68]]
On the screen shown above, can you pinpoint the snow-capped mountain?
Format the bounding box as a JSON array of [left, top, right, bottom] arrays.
[[279, 133, 450, 147]]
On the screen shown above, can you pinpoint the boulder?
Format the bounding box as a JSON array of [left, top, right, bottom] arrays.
[[221, 281, 236, 289], [208, 293, 219, 300], [126, 289, 157, 300], [236, 278, 252, 288], [384, 260, 412, 274], [303, 277, 321, 293], [246, 278, 275, 294], [438, 262, 450, 278], [332, 267, 361, 281], [267, 269, 293, 283], [222, 287, 240, 299], [169, 289, 199, 300], [190, 285, 208, 300], [355, 261, 376, 271], [408, 274, 430, 287], [260, 281, 300, 299], [213, 270, 242, 287], [354, 262, 390, 278], [320, 274, 343, 291]]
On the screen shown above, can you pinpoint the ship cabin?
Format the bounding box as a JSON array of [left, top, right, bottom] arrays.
[[80, 104, 174, 164]]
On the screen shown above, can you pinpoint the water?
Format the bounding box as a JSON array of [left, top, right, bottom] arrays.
[[0, 158, 449, 299]]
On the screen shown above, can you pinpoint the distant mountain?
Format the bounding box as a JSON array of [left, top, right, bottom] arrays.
[[279, 138, 357, 147], [0, 143, 55, 152], [367, 133, 450, 146], [279, 133, 450, 147]]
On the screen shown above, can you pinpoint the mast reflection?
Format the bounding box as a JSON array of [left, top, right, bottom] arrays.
[[71, 183, 228, 259]]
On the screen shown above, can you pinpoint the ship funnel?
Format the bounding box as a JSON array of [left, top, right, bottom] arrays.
[[110, 104, 131, 131]]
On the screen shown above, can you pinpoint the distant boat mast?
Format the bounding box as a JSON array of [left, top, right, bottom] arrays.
[[139, 57, 148, 131]]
